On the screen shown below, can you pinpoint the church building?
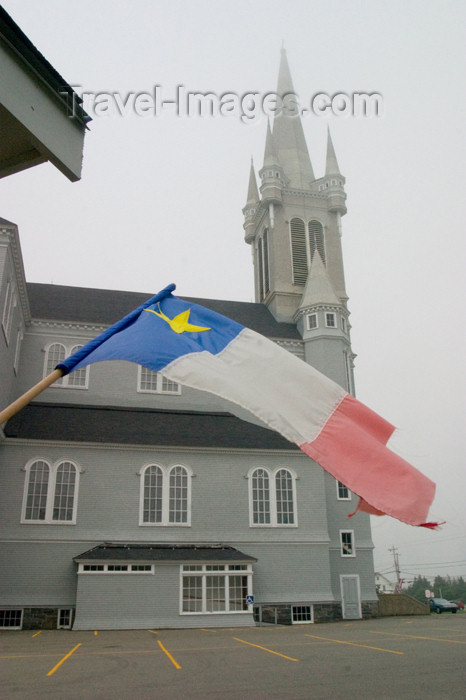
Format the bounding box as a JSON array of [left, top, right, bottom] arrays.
[[0, 51, 378, 630]]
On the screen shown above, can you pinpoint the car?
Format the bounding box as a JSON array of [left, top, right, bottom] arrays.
[[429, 598, 458, 614], [450, 600, 464, 610]]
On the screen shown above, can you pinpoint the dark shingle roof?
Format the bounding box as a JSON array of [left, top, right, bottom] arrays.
[[5, 402, 297, 450], [0, 7, 90, 126], [74, 543, 256, 563], [26, 282, 300, 340]]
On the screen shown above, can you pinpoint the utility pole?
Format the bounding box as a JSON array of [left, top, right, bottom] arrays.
[[389, 546, 402, 593]]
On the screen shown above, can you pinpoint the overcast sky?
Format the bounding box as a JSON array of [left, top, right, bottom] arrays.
[[2, 0, 465, 587]]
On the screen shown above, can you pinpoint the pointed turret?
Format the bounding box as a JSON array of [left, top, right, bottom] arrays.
[[272, 49, 315, 188], [324, 128, 347, 215], [259, 121, 284, 216], [299, 249, 341, 309], [263, 120, 278, 167], [243, 159, 259, 243], [246, 158, 259, 204], [325, 127, 341, 175]]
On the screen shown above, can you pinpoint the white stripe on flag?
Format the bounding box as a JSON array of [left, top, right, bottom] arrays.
[[161, 327, 346, 445]]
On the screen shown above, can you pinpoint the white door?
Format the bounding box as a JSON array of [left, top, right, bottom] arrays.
[[340, 575, 362, 619]]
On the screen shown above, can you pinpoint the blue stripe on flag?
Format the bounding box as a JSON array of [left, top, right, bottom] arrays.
[[57, 288, 244, 374]]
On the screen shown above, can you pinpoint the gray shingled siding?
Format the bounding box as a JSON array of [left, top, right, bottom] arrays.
[[0, 438, 377, 626]]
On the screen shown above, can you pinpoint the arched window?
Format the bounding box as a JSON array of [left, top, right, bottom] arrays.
[[45, 344, 65, 385], [24, 460, 50, 521], [22, 459, 79, 523], [140, 464, 191, 526], [249, 467, 297, 527], [44, 343, 89, 389], [251, 468, 270, 525], [169, 466, 189, 524], [66, 345, 88, 387], [275, 469, 295, 525], [142, 465, 163, 523], [53, 461, 77, 521]]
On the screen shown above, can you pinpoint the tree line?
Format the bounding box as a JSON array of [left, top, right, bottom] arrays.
[[403, 575, 466, 602]]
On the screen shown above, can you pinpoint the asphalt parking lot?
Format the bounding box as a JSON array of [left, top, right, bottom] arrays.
[[1, 614, 465, 699]]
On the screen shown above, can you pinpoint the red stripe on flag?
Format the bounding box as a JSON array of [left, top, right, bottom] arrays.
[[300, 395, 436, 527]]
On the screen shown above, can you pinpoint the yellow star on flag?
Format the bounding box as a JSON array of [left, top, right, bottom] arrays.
[[145, 306, 211, 334]]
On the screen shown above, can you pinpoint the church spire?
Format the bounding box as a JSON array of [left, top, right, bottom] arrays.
[[272, 49, 315, 187], [246, 158, 259, 204], [325, 126, 341, 175], [263, 119, 278, 167]]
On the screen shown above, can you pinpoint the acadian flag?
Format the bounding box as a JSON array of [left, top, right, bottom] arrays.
[[57, 283, 438, 528]]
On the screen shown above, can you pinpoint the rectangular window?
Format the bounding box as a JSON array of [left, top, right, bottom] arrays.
[[58, 609, 72, 629], [292, 605, 313, 624], [341, 316, 347, 332], [14, 330, 23, 373], [2, 280, 15, 343], [307, 313, 318, 330], [0, 609, 23, 629], [325, 312, 336, 328], [138, 366, 180, 394], [340, 530, 355, 557], [181, 565, 253, 614], [337, 481, 351, 500], [79, 564, 154, 574], [182, 575, 203, 613]]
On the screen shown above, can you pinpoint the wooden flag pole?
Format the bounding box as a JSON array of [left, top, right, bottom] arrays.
[[0, 368, 64, 425]]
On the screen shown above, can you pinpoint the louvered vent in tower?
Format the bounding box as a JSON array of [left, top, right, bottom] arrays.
[[290, 217, 307, 284]]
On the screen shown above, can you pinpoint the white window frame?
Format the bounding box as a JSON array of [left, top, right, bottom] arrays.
[[21, 458, 81, 525], [43, 343, 89, 389], [57, 609, 73, 629], [248, 467, 298, 528], [78, 563, 154, 574], [139, 463, 192, 526], [325, 312, 336, 328], [340, 529, 355, 557], [180, 564, 254, 615], [137, 365, 181, 394], [0, 609, 23, 629], [336, 480, 351, 501], [291, 604, 314, 624], [307, 313, 318, 330]]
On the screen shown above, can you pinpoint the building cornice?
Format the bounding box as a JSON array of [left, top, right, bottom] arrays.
[[0, 224, 31, 323]]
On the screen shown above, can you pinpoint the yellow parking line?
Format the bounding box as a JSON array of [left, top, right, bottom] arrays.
[[233, 637, 298, 661], [305, 634, 403, 655], [94, 630, 98, 636], [157, 640, 181, 669], [148, 630, 158, 635], [371, 631, 466, 645], [200, 628, 216, 632], [46, 643, 82, 676], [32, 631, 41, 638]]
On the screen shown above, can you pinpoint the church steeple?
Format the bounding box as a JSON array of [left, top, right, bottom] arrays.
[[272, 49, 315, 188], [243, 50, 349, 325]]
